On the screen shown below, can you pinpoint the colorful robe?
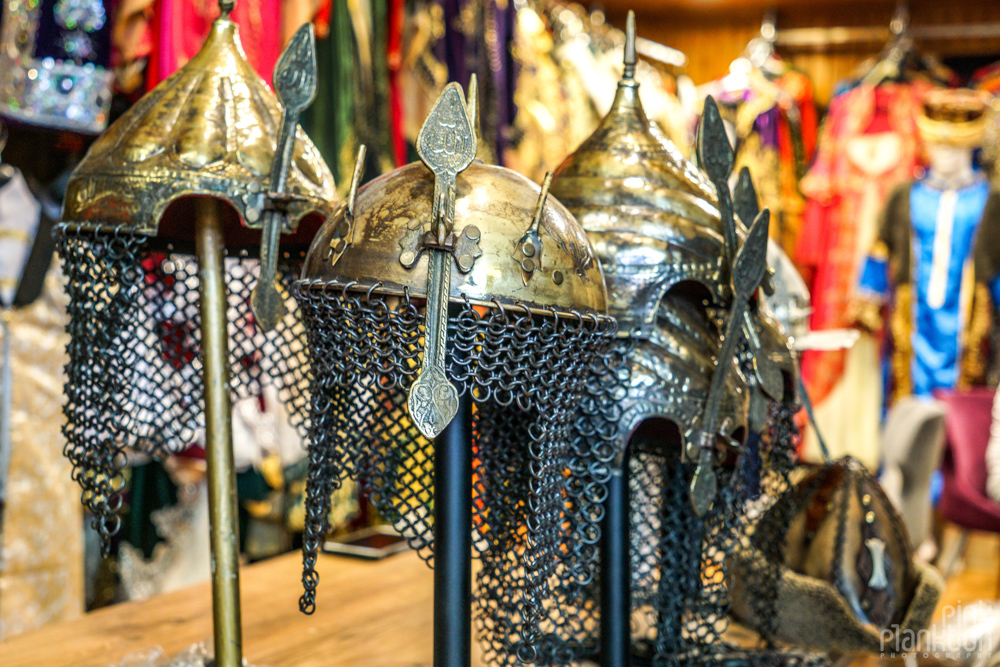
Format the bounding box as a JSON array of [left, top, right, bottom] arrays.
[[795, 82, 928, 466], [857, 176, 1000, 401]]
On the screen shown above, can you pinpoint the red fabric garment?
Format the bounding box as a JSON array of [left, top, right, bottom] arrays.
[[776, 68, 818, 167], [147, 0, 283, 89], [799, 90, 818, 166], [796, 83, 928, 405], [387, 0, 406, 166]]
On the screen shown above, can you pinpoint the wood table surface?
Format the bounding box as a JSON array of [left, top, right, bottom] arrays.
[[1, 550, 486, 666]]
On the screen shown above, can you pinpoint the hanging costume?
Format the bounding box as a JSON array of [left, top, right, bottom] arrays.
[[858, 177, 1000, 399], [148, 0, 282, 88], [705, 65, 818, 258], [0, 175, 82, 638], [856, 89, 1000, 402], [796, 82, 927, 467]]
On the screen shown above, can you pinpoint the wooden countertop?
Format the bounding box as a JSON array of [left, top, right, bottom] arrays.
[[1, 550, 486, 666]]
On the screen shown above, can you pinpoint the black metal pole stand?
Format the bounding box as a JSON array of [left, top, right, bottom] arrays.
[[601, 459, 631, 667], [434, 392, 473, 667]]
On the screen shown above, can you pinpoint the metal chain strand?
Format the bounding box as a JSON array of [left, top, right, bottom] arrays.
[[742, 401, 801, 645], [293, 283, 626, 667], [731, 400, 832, 667], [617, 398, 831, 667], [56, 225, 313, 553]]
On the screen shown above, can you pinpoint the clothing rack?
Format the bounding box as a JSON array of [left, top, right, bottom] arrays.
[[775, 23, 1000, 50], [773, 0, 1000, 51]]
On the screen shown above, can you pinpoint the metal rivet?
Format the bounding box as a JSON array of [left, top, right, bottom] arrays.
[[457, 255, 474, 272], [865, 511, 875, 524], [522, 242, 536, 258], [464, 225, 480, 240], [400, 250, 416, 266], [862, 494, 872, 506], [246, 208, 260, 223], [552, 270, 563, 285], [337, 221, 351, 238], [522, 258, 535, 272]]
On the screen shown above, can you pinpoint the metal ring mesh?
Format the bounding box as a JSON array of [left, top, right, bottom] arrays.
[[56, 225, 312, 550], [292, 281, 627, 666]]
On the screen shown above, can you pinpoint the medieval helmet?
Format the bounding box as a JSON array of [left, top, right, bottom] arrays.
[[550, 21, 727, 336], [293, 81, 625, 667], [549, 12, 750, 460], [62, 1, 333, 244], [56, 1, 334, 545]]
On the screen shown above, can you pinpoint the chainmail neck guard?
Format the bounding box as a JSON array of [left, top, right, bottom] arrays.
[[293, 280, 629, 665], [56, 224, 312, 548]]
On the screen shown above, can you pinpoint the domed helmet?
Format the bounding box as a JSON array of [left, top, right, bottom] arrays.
[[55, 5, 334, 546], [549, 13, 764, 499], [294, 80, 626, 664], [545, 13, 780, 666], [63, 6, 332, 244], [549, 31, 725, 335]]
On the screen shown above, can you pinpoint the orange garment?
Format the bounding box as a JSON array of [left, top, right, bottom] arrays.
[[797, 82, 929, 405]]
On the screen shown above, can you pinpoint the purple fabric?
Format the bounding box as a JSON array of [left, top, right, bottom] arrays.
[[441, 0, 470, 86], [490, 0, 515, 162], [939, 387, 1000, 533], [754, 105, 780, 150]]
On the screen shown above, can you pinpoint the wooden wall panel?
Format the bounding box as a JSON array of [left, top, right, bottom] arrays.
[[603, 0, 1000, 106]]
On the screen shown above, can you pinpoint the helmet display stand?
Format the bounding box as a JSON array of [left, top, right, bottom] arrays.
[[551, 12, 776, 667], [55, 4, 334, 664]]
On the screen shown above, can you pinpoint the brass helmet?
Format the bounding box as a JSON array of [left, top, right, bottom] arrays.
[[54, 4, 334, 548], [62, 0, 334, 246], [303, 158, 605, 314], [294, 81, 623, 632], [550, 14, 727, 336]]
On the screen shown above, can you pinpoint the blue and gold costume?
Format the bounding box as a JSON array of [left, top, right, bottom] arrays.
[[857, 175, 1000, 400]]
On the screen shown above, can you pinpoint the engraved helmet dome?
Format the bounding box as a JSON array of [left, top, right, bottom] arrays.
[[550, 17, 728, 335], [62, 6, 334, 244], [301, 85, 607, 315]]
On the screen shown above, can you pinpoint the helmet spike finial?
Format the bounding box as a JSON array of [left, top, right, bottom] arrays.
[[623, 11, 637, 80]]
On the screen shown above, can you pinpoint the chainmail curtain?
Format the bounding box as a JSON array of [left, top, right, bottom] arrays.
[[475, 340, 628, 666], [730, 401, 832, 667], [738, 402, 801, 645], [293, 282, 627, 666], [56, 225, 312, 548], [624, 434, 747, 667], [613, 398, 828, 667]]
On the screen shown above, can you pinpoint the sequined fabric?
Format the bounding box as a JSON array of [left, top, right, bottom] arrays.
[[0, 0, 114, 133], [0, 265, 83, 639]]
